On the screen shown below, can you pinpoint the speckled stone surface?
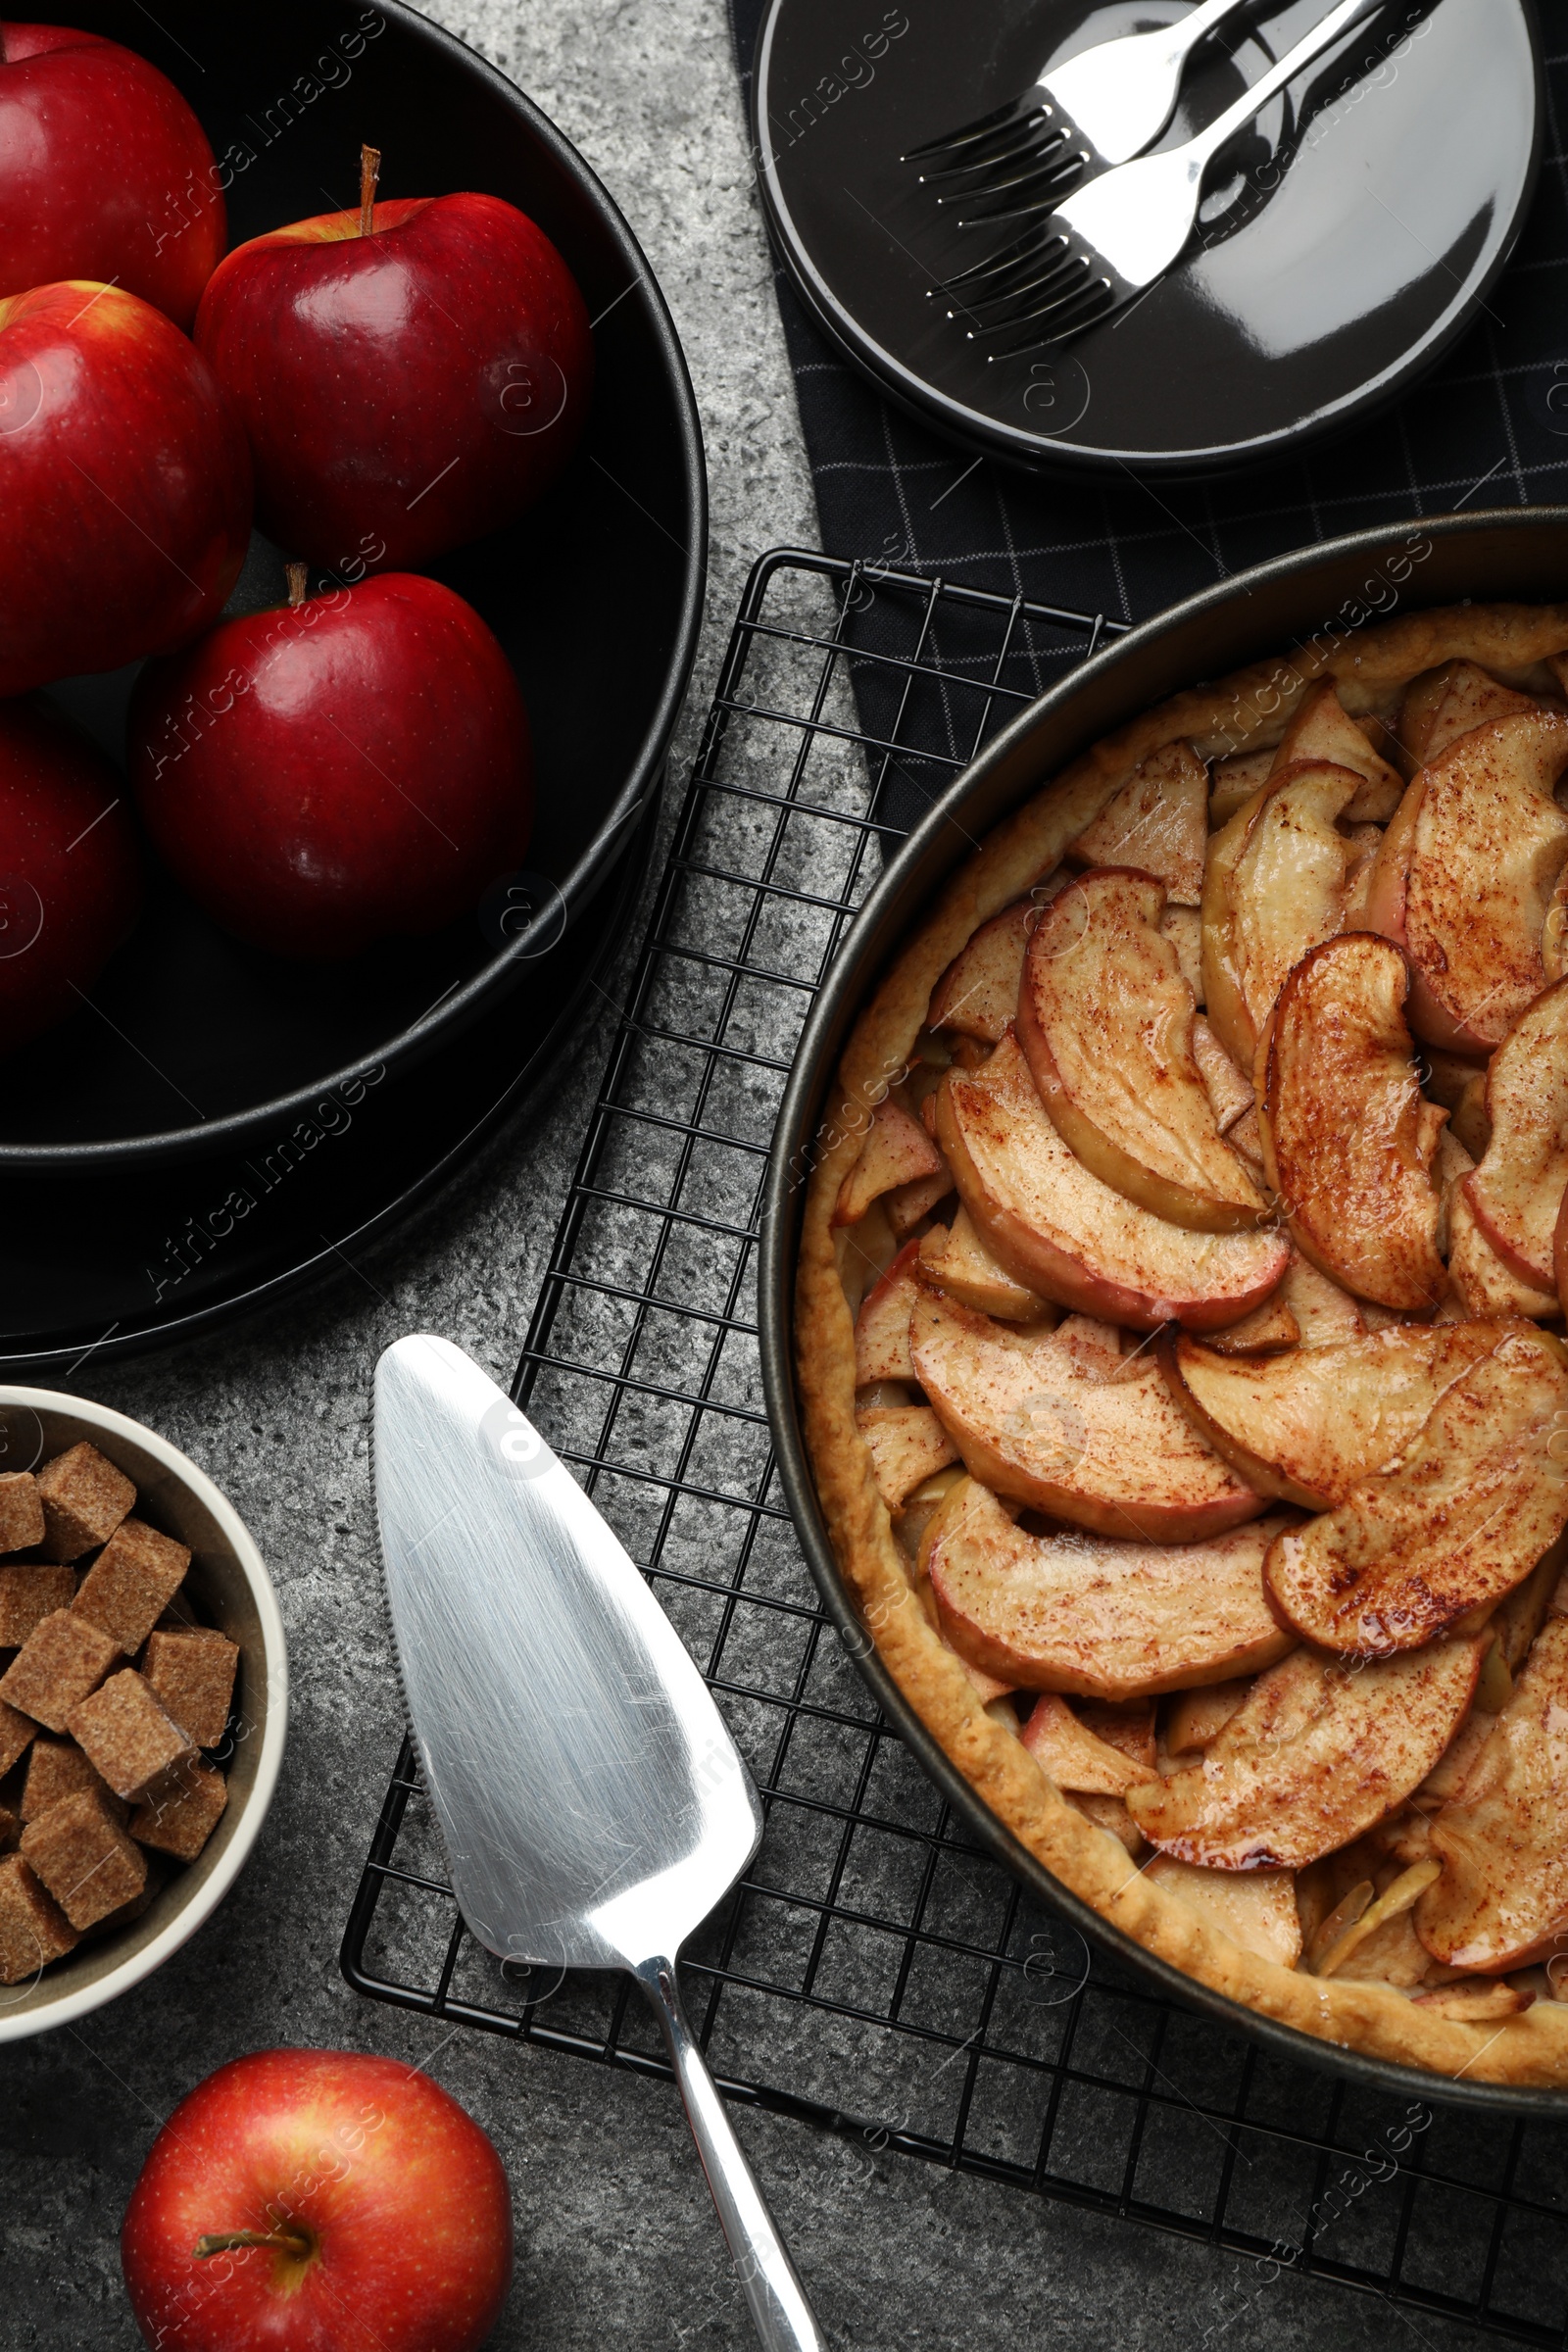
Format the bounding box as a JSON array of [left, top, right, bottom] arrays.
[[0, 3, 1510, 2346]]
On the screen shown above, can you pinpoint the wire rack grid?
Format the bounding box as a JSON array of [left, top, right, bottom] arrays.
[[343, 548, 1568, 2351]]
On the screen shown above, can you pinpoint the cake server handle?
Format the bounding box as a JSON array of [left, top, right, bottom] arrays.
[[632, 1955, 828, 2352]]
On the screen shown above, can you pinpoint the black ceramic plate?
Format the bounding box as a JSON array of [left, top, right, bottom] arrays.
[[753, 0, 1542, 474], [761, 506, 1568, 2112], [4, 0, 705, 1168], [0, 806, 651, 1374]]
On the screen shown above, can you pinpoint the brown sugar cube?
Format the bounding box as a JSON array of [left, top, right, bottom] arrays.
[[140, 1628, 238, 1749], [131, 1755, 227, 1863], [21, 1789, 147, 1930], [36, 1443, 135, 1563], [72, 1518, 191, 1655], [0, 1564, 75, 1646], [0, 1696, 34, 1779], [0, 1472, 43, 1553], [81, 1860, 163, 1941], [0, 1610, 119, 1732], [67, 1669, 191, 1801], [0, 1803, 16, 1852], [22, 1736, 124, 1824], [0, 1852, 77, 1981]]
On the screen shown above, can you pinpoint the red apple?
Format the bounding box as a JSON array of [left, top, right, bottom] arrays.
[[121, 2047, 513, 2352], [194, 172, 592, 572], [0, 695, 140, 1051], [0, 22, 224, 329], [0, 278, 251, 696], [129, 569, 532, 958]]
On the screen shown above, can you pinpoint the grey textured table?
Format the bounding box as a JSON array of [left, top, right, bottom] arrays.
[[0, 4, 1511, 2346]]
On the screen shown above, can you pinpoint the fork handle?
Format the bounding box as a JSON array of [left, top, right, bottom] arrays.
[[1189, 0, 1384, 164], [634, 1955, 828, 2352]]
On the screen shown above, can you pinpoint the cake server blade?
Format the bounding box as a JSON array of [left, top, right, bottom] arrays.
[[372, 1334, 824, 2352]]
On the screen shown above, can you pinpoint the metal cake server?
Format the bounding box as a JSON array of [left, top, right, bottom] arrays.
[[373, 1334, 825, 2352]]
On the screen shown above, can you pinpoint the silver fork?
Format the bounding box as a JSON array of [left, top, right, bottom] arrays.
[[906, 0, 1254, 225], [943, 0, 1383, 353]]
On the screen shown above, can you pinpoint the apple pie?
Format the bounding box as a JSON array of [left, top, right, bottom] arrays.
[[795, 598, 1568, 2086]]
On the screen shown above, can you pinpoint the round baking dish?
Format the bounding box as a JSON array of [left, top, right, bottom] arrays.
[[0, 1390, 285, 2040], [1, 0, 706, 1170], [760, 503, 1568, 2115]]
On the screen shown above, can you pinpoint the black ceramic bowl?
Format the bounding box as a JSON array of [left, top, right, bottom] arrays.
[[760, 505, 1568, 2114], [5, 0, 705, 1168]]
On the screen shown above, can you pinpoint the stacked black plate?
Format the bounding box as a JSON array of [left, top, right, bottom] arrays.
[[2, 0, 706, 1370]]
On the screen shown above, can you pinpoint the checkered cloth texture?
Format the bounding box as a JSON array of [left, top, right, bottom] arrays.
[[730, 0, 1568, 628]]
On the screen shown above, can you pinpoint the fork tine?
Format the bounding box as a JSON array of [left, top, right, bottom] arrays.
[[936, 227, 1061, 295], [902, 95, 1034, 165], [913, 112, 1057, 183], [954, 247, 1079, 323], [958, 255, 1085, 333], [984, 280, 1116, 359], [935, 133, 1084, 205]]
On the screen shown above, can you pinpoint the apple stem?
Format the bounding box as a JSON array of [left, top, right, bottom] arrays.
[[193, 2227, 314, 2260], [359, 144, 381, 236], [286, 563, 308, 611]]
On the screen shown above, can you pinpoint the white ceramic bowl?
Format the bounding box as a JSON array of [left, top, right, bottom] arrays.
[[0, 1387, 286, 2039]]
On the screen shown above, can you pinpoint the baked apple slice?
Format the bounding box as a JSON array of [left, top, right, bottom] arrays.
[[1020, 1692, 1156, 1794], [1140, 1853, 1302, 1966], [1272, 678, 1402, 821], [1399, 660, 1538, 767], [1200, 1294, 1299, 1356], [918, 1204, 1050, 1322], [1200, 759, 1362, 1074], [1125, 1637, 1482, 1870], [1160, 905, 1203, 1004], [856, 1405, 956, 1510], [854, 1242, 924, 1385], [1424, 1047, 1492, 1161], [1017, 868, 1264, 1232], [1259, 934, 1447, 1309], [928, 900, 1033, 1042], [911, 1289, 1265, 1542], [1465, 979, 1568, 1289], [924, 1476, 1294, 1700], [1371, 709, 1568, 1053], [1262, 1321, 1568, 1655], [935, 1034, 1291, 1332], [834, 1098, 946, 1226], [1162, 1321, 1499, 1511], [1449, 1183, 1561, 1320], [1281, 1253, 1367, 1347], [1190, 1017, 1252, 1135], [1066, 739, 1206, 905], [1415, 1617, 1568, 1974], [1208, 748, 1273, 831]]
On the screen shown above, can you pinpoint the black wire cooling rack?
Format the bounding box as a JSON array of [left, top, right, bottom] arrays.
[[343, 548, 1568, 2350]]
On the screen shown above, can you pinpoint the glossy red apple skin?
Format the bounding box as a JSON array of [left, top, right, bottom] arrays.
[[0, 696, 141, 1051], [195, 191, 592, 571], [0, 279, 251, 696], [0, 22, 224, 329], [121, 2047, 514, 2352], [130, 572, 533, 959]]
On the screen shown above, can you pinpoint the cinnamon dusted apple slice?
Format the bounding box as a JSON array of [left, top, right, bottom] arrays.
[[1415, 1618, 1568, 1974], [856, 1405, 957, 1510], [1272, 678, 1402, 821], [1018, 869, 1264, 1232], [1449, 1184, 1561, 1320], [1190, 1017, 1252, 1135], [1200, 759, 1362, 1073], [928, 901, 1032, 1043], [1164, 1678, 1251, 1755], [911, 1289, 1265, 1542], [935, 1034, 1291, 1333], [1160, 905, 1202, 1004], [1208, 747, 1273, 830], [1124, 1637, 1482, 1870], [1020, 1693, 1156, 1795], [1371, 710, 1568, 1053], [854, 1242, 924, 1386], [1544, 865, 1568, 986], [1200, 1294, 1299, 1356], [1465, 980, 1568, 1290], [918, 1204, 1050, 1323], [1399, 661, 1538, 767], [1162, 1321, 1500, 1511], [1259, 934, 1447, 1309], [834, 1097, 946, 1226], [1263, 1321, 1568, 1656], [1139, 1854, 1302, 1967], [1424, 1047, 1492, 1161], [1067, 739, 1207, 906], [1281, 1253, 1366, 1347], [924, 1476, 1294, 1700]]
